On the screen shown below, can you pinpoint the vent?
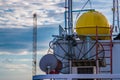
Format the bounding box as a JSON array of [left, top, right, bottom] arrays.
[[72, 66, 96, 80], [77, 67, 93, 74]]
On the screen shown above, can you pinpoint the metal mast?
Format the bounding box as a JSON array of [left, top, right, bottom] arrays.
[[113, 0, 120, 33], [32, 13, 37, 76], [67, 0, 73, 74], [68, 0, 73, 35]]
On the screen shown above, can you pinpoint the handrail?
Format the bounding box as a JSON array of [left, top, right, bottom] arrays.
[[33, 74, 120, 80]]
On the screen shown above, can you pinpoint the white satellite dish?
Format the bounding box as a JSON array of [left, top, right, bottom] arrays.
[[39, 54, 58, 72]]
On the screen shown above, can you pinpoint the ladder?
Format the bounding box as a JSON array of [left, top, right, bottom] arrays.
[[95, 26, 113, 74]]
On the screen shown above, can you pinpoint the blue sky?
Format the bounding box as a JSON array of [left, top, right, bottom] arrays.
[[0, 0, 119, 80]]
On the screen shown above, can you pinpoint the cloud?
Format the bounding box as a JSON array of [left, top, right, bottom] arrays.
[[16, 59, 32, 62], [37, 49, 48, 55], [0, 58, 13, 63], [0, 28, 32, 53], [0, 41, 49, 64], [0, 26, 58, 54], [0, 46, 49, 56], [0, 0, 65, 28], [0, 63, 31, 73], [0, 57, 32, 63], [0, 1, 119, 79], [0, 49, 32, 55], [0, 49, 47, 74], [5, 63, 30, 69], [0, 0, 115, 29], [71, 0, 114, 24]]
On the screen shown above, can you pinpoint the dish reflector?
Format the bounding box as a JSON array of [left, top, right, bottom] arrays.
[[39, 54, 57, 72]]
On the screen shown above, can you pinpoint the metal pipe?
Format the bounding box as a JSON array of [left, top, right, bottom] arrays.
[[64, 0, 68, 33], [113, 0, 120, 33], [85, 36, 91, 58], [113, 0, 115, 31], [67, 0, 73, 74], [116, 0, 120, 32], [68, 0, 73, 35], [96, 26, 99, 74], [33, 74, 120, 80]]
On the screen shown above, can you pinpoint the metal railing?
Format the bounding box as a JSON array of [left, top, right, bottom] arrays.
[[33, 74, 120, 80]]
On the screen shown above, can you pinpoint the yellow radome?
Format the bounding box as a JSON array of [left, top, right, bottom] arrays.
[[76, 11, 110, 40]]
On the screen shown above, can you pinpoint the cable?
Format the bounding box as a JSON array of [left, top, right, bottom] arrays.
[[80, 41, 97, 59], [97, 41, 105, 60], [87, 42, 105, 61], [76, 40, 85, 59], [87, 50, 104, 59], [89, 0, 92, 9], [55, 40, 69, 61], [54, 53, 65, 59], [49, 38, 56, 49], [74, 0, 93, 31], [56, 41, 68, 55], [76, 0, 92, 19], [81, 0, 90, 10]]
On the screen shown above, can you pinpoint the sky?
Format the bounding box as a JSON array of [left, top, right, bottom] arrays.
[[0, 0, 119, 80]]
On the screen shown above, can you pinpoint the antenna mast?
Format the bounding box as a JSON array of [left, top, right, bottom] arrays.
[[68, 0, 73, 35], [113, 0, 120, 33], [32, 13, 37, 76]]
